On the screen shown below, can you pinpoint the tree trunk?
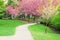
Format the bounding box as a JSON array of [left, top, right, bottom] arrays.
[[27, 14, 30, 22], [11, 15, 14, 19], [45, 21, 48, 33], [33, 15, 36, 22]]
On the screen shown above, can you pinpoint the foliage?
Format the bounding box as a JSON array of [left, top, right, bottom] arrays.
[[6, 0, 60, 20], [6, 5, 20, 19], [7, 0, 13, 5], [36, 0, 59, 24], [6, 6, 20, 15], [20, 0, 42, 16], [51, 5, 60, 29], [52, 0, 59, 6], [0, 0, 5, 19]]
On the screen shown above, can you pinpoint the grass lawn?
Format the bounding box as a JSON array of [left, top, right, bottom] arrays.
[[29, 24, 60, 40], [0, 20, 26, 36]]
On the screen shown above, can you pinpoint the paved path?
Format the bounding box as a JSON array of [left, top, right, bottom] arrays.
[[0, 23, 35, 40]]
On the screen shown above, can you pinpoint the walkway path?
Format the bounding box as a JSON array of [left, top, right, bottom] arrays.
[[0, 23, 35, 40]]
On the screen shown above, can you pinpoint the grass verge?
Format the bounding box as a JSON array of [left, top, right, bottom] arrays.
[[0, 20, 26, 36], [29, 24, 60, 40]]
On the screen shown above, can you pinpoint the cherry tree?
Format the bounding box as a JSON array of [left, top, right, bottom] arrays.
[[20, 0, 43, 14], [6, 0, 48, 20], [18, 0, 47, 21], [6, 5, 20, 19]]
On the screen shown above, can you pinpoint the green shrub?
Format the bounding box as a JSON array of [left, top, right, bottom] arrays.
[[51, 6, 60, 29], [0, 0, 5, 19], [51, 13, 60, 29]]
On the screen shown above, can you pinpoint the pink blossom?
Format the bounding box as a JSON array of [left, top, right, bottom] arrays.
[[6, 6, 20, 16], [52, 0, 58, 6], [19, 0, 44, 16]]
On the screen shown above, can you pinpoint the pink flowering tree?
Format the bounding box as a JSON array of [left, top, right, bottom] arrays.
[[6, 0, 48, 20], [6, 5, 20, 19], [20, 0, 42, 14], [52, 0, 59, 6], [18, 0, 45, 21]]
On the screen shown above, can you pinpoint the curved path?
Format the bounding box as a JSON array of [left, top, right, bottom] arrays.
[[0, 23, 36, 40]]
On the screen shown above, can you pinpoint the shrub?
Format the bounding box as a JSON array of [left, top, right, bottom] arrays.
[[51, 5, 60, 30], [51, 13, 60, 29], [0, 0, 5, 19]]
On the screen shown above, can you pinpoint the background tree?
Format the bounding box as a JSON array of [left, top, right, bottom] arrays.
[[6, 5, 20, 19], [19, 0, 47, 22], [37, 0, 59, 33], [6, 0, 22, 19], [7, 0, 13, 5], [0, 0, 5, 19]]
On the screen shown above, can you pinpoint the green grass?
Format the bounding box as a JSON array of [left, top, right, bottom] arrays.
[[29, 24, 60, 40], [0, 20, 26, 36]]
